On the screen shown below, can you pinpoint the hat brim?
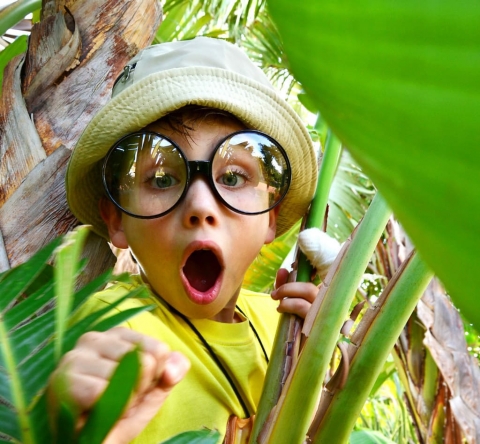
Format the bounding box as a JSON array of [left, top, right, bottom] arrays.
[[66, 67, 318, 239]]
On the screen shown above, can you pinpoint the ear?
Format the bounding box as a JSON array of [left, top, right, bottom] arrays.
[[99, 197, 129, 249], [264, 205, 280, 244]]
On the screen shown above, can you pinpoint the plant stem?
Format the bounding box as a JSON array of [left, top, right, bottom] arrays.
[[296, 129, 342, 283], [263, 193, 391, 444], [250, 127, 342, 443], [422, 348, 439, 414], [311, 252, 433, 443], [0, 0, 41, 37]]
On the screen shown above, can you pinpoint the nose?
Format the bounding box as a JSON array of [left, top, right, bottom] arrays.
[[181, 176, 220, 227]]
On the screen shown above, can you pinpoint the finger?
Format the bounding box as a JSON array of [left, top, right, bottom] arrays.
[[59, 347, 118, 380], [103, 387, 174, 444], [59, 371, 109, 411], [271, 282, 319, 303], [76, 329, 171, 368], [157, 352, 191, 388], [75, 330, 137, 362], [103, 329, 173, 394], [108, 327, 171, 357], [275, 268, 290, 290], [103, 353, 190, 444], [277, 297, 311, 319], [57, 329, 172, 411], [73, 389, 172, 444]]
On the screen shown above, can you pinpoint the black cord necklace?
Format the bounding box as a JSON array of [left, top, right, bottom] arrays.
[[168, 303, 269, 419]]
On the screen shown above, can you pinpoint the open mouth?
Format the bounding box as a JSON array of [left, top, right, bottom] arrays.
[[183, 249, 222, 293]]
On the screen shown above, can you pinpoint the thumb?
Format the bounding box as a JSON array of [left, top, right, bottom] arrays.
[[297, 228, 342, 279]]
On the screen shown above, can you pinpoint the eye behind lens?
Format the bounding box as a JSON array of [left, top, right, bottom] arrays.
[[103, 131, 189, 218], [103, 130, 291, 218], [212, 131, 291, 214]]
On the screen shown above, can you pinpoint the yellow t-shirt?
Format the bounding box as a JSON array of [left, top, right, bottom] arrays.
[[76, 276, 280, 443]]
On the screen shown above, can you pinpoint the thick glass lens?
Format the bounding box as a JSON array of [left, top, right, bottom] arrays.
[[103, 133, 187, 217], [212, 132, 290, 214]]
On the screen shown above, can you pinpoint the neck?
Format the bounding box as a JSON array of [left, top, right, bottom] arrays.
[[209, 290, 242, 323]]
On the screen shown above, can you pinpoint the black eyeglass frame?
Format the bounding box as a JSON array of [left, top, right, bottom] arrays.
[[102, 129, 292, 219]]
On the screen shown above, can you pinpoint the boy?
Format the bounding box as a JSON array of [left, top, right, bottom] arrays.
[[54, 37, 319, 443]]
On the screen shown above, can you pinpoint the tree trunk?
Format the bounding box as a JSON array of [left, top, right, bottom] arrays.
[[0, 0, 162, 286]]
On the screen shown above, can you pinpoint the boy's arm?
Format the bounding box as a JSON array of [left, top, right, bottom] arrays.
[[48, 327, 189, 444]]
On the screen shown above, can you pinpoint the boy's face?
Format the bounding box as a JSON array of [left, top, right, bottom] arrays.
[[101, 116, 278, 322]]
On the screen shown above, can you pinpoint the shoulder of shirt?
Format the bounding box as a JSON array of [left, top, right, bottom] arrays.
[[72, 275, 159, 322]]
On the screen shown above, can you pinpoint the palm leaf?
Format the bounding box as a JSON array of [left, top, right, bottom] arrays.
[[0, 226, 153, 443]]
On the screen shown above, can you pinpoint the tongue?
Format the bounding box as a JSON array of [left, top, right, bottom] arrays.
[[183, 250, 221, 292]]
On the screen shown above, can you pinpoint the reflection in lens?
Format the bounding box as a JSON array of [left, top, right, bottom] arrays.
[[104, 133, 187, 217], [213, 132, 290, 214]]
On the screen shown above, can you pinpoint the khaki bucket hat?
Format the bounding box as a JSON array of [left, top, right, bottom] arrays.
[[66, 37, 318, 239]]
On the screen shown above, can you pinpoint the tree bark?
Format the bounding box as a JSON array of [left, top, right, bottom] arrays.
[[0, 0, 162, 286]]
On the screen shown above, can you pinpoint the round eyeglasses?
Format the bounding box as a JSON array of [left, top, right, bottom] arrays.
[[102, 130, 291, 219]]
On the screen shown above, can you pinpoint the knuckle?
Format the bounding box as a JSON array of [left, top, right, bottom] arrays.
[[140, 352, 157, 375], [142, 337, 170, 358], [74, 379, 106, 408], [77, 331, 104, 345], [59, 347, 88, 368]]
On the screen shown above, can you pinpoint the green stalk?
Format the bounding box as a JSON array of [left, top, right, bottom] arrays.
[[422, 348, 439, 417], [0, 317, 34, 444], [0, 0, 41, 37], [296, 129, 343, 283], [250, 128, 342, 443], [263, 193, 391, 444], [311, 252, 433, 443]]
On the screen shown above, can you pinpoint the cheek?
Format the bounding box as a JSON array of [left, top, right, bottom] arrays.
[[122, 219, 175, 265], [233, 215, 272, 259]]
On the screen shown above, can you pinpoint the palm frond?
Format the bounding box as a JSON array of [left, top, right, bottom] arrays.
[[0, 226, 153, 443]]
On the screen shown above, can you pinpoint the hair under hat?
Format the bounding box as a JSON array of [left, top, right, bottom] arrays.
[[66, 37, 318, 239]]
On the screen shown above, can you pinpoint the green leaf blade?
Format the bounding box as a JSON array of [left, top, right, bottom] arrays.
[[70, 269, 114, 313], [4, 281, 55, 331], [160, 429, 221, 444], [9, 309, 55, 369], [0, 403, 20, 442], [17, 340, 56, 407], [0, 34, 28, 91], [0, 238, 60, 313], [54, 226, 91, 360], [0, 0, 41, 37], [0, 369, 13, 405], [78, 348, 141, 444], [268, 0, 480, 329], [91, 305, 155, 333]]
